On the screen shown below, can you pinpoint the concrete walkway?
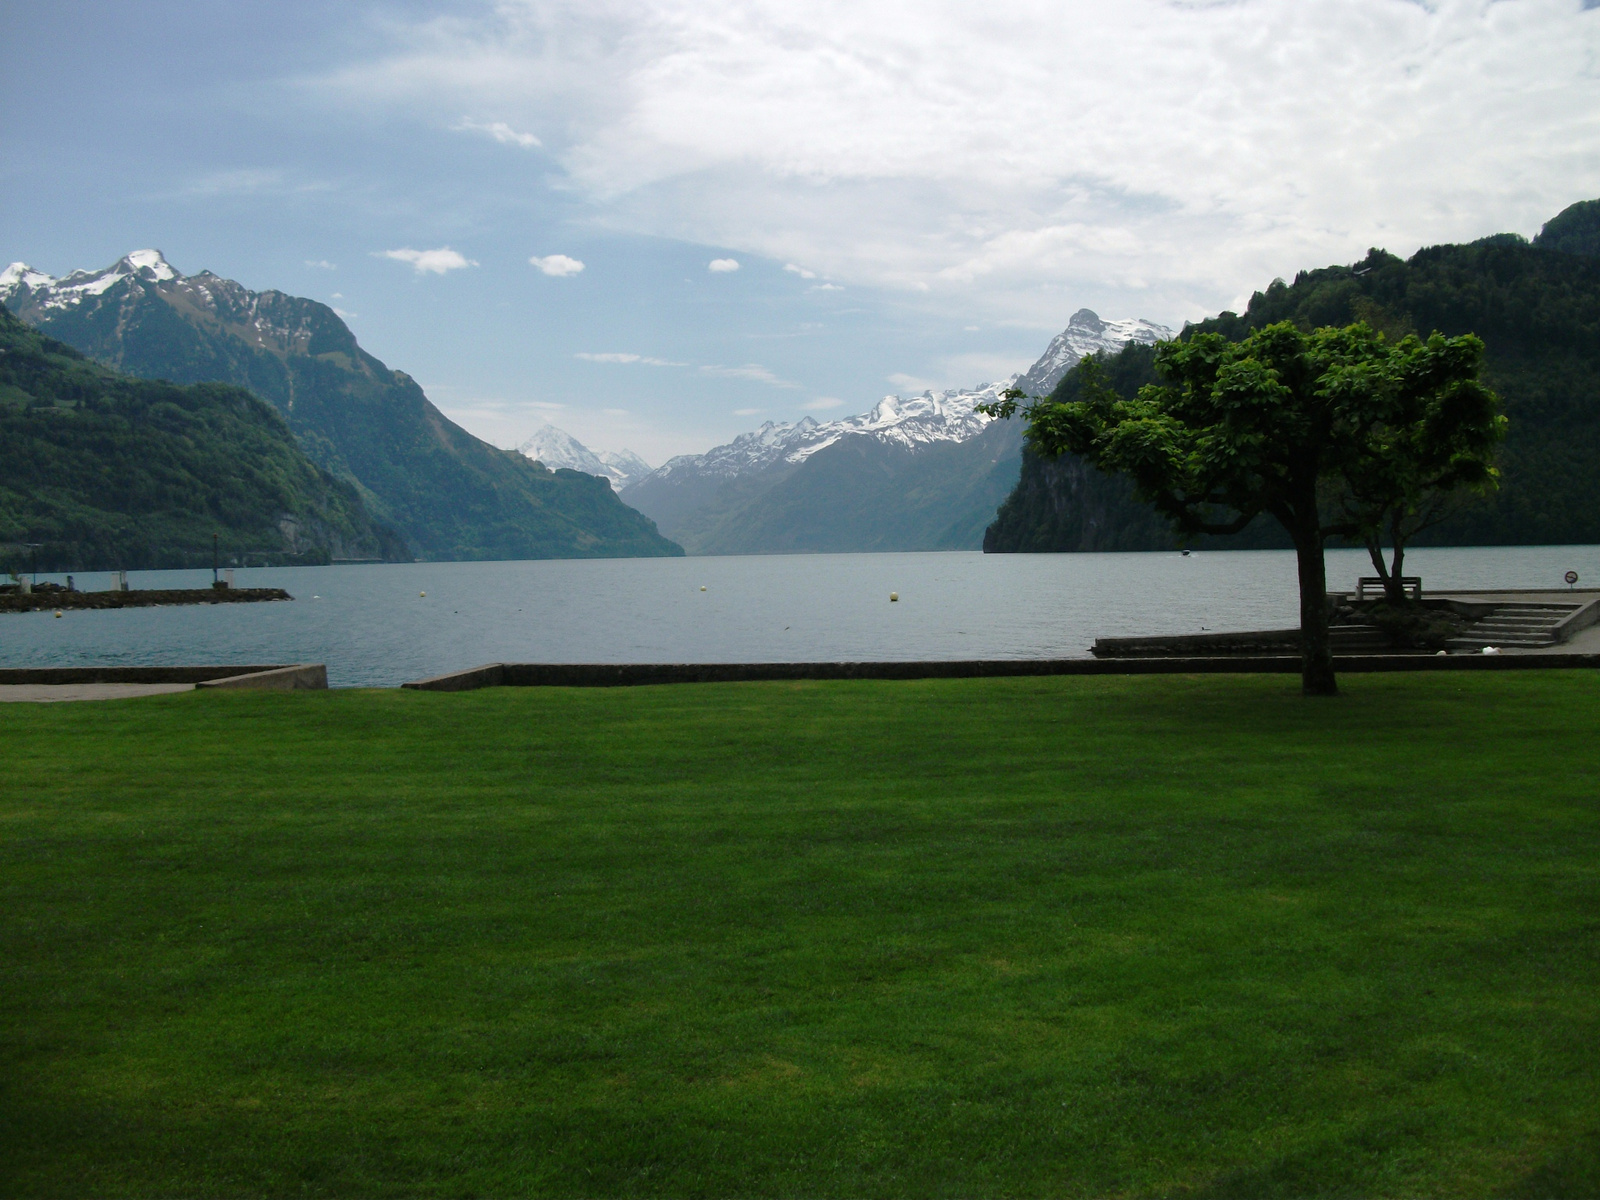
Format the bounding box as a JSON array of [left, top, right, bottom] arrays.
[[0, 683, 195, 702], [1519, 621, 1600, 655]]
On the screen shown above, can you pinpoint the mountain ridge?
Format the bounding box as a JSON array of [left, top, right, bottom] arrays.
[[2, 251, 683, 561]]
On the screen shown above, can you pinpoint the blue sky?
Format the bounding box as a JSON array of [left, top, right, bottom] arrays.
[[3, 0, 1597, 463]]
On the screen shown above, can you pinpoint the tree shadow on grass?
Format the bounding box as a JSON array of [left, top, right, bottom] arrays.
[[1503, 1129, 1600, 1199]]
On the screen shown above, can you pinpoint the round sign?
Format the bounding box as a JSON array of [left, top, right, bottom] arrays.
[[1566, 570, 1580, 585]]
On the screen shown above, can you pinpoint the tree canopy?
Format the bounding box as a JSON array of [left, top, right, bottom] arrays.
[[982, 321, 1503, 694]]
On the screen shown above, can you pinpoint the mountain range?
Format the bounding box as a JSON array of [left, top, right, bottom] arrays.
[[1, 252, 681, 562], [618, 310, 1171, 554], [984, 198, 1600, 553]]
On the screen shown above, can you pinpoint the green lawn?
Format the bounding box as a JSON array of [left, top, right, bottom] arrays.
[[3, 673, 1599, 1197]]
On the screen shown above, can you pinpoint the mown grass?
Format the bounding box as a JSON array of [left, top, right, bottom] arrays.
[[2, 672, 1599, 1197]]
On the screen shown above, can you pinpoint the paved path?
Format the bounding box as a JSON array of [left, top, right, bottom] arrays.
[[1521, 622, 1600, 655], [0, 683, 195, 702]]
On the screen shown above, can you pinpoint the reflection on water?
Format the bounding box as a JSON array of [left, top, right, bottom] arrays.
[[3, 545, 1596, 687]]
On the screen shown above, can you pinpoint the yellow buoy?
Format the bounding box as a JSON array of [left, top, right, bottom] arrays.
[[700, 586, 707, 592], [54, 610, 63, 618], [420, 591, 426, 597], [889, 592, 899, 602]]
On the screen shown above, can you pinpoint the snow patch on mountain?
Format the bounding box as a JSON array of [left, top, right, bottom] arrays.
[[1013, 309, 1173, 398], [517, 423, 653, 491], [1, 249, 181, 313], [628, 309, 1172, 494], [642, 379, 1016, 486]]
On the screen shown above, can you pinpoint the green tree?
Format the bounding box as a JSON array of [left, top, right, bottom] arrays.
[[981, 322, 1503, 695], [1331, 332, 1506, 604]]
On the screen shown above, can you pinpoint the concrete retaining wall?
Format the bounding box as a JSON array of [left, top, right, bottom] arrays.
[[0, 664, 326, 690], [1552, 598, 1600, 644], [401, 653, 1600, 691]]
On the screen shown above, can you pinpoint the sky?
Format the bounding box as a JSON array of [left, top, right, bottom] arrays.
[[3, 0, 1597, 464]]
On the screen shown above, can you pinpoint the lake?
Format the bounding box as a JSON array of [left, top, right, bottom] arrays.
[[4, 546, 1597, 687]]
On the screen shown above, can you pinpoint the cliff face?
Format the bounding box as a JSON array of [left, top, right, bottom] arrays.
[[983, 450, 1176, 553]]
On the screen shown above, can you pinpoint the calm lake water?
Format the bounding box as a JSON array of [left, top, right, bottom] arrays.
[[4, 546, 1597, 688]]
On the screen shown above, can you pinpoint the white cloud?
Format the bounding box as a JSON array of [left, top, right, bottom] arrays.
[[332, 307, 358, 320], [454, 118, 542, 148], [305, 259, 337, 270], [732, 407, 764, 415], [576, 351, 687, 365], [530, 253, 586, 276], [887, 372, 939, 393], [809, 283, 843, 292], [378, 247, 478, 274], [784, 263, 816, 279], [172, 168, 334, 199], [939, 351, 1035, 385], [707, 258, 740, 272], [701, 362, 799, 387], [801, 397, 844, 410], [326, 0, 1600, 326]]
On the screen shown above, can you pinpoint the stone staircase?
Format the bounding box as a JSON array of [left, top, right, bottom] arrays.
[[1447, 603, 1581, 650]]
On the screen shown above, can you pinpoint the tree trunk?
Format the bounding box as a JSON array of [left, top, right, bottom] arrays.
[[1295, 531, 1338, 696], [1385, 511, 1408, 605], [1366, 537, 1392, 597], [1375, 511, 1409, 606]]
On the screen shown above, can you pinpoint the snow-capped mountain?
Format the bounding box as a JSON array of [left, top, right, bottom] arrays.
[[620, 309, 1171, 554], [517, 424, 652, 491], [2, 249, 180, 315], [1013, 309, 1173, 397], [2, 249, 356, 362], [630, 309, 1169, 493], [643, 378, 1016, 488]]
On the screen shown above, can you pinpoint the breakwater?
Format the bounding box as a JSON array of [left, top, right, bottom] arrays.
[[0, 587, 292, 614]]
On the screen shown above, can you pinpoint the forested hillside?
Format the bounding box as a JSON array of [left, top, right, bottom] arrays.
[[986, 199, 1600, 553], [0, 303, 405, 571]]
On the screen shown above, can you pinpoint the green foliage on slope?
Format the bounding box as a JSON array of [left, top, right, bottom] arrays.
[[22, 273, 682, 561], [1534, 198, 1600, 260], [987, 207, 1600, 553], [0, 304, 404, 571]]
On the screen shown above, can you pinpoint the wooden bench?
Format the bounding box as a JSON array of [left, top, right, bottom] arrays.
[[1356, 576, 1421, 601]]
